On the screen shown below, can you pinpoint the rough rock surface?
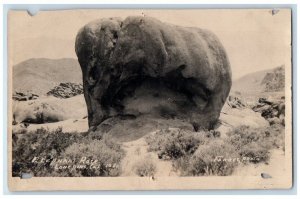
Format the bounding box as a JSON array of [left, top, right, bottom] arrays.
[[252, 97, 285, 126], [75, 16, 232, 132], [47, 82, 83, 98], [217, 94, 269, 134]]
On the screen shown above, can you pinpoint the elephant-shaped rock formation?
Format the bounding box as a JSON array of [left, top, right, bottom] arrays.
[[75, 16, 232, 134]]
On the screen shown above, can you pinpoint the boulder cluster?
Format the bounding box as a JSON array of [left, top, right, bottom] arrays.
[[47, 82, 83, 99], [252, 97, 285, 126], [13, 92, 39, 101]]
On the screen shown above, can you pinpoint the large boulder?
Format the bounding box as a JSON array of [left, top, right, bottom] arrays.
[[75, 16, 232, 132]]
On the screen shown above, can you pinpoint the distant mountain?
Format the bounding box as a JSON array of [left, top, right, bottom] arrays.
[[13, 58, 82, 95], [232, 65, 285, 94]]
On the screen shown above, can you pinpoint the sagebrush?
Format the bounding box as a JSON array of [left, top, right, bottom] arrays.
[[12, 127, 124, 177], [146, 124, 284, 176]]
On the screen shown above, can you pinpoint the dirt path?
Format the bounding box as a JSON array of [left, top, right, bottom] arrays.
[[120, 135, 178, 177]]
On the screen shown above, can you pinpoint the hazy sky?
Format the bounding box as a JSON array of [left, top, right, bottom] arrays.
[[8, 9, 291, 79]]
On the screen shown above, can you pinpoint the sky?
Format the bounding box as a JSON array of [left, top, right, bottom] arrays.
[[8, 9, 291, 80]]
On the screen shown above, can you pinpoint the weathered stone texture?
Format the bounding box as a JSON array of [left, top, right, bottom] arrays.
[[75, 16, 232, 131]]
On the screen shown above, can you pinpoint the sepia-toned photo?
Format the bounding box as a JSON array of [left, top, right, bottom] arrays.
[[7, 9, 292, 191]]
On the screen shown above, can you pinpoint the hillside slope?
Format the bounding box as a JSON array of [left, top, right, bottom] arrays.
[[13, 58, 82, 95], [232, 65, 285, 95]]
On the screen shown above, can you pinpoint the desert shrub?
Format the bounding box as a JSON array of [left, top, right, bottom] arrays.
[[12, 127, 124, 177], [134, 158, 157, 177], [12, 127, 86, 177], [225, 126, 268, 163], [174, 139, 239, 176], [226, 124, 284, 164], [145, 128, 215, 160], [226, 125, 261, 150], [146, 125, 284, 176], [238, 142, 269, 163], [62, 134, 124, 177], [85, 129, 105, 140]]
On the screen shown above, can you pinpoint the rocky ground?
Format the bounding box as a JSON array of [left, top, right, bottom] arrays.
[[11, 63, 287, 177], [252, 97, 285, 126], [12, 89, 286, 177]]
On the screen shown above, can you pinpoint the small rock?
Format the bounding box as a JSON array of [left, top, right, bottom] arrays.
[[261, 173, 272, 179]]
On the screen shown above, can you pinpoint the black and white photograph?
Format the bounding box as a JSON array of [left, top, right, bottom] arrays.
[[7, 9, 292, 190]]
